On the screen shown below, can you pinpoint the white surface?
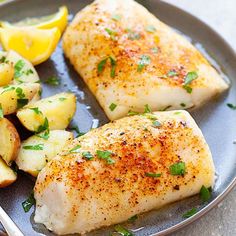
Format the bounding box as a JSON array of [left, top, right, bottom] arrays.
[[164, 1, 236, 236]]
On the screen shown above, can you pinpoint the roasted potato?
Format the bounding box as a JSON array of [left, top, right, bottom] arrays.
[[16, 130, 73, 177], [0, 83, 41, 115], [0, 62, 14, 86], [0, 118, 20, 165], [17, 92, 76, 132], [6, 50, 40, 84], [0, 157, 17, 188]]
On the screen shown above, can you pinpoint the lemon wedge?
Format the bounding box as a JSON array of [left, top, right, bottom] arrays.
[[1, 6, 68, 33], [0, 27, 61, 65]]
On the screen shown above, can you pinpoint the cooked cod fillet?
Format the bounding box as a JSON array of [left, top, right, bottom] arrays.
[[63, 0, 228, 120], [34, 110, 215, 235]]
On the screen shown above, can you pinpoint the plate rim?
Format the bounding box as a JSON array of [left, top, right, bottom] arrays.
[[0, 0, 235, 235]]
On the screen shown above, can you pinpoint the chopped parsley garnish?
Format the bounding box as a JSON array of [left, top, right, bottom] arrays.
[[25, 69, 34, 75], [59, 97, 67, 101], [36, 117, 49, 133], [145, 172, 161, 178], [152, 120, 161, 127], [200, 185, 211, 202], [109, 103, 117, 111], [162, 105, 172, 111], [174, 111, 181, 115], [128, 215, 138, 222], [14, 60, 25, 79], [180, 103, 186, 107], [0, 56, 6, 63], [69, 145, 81, 153], [0, 104, 3, 119], [112, 14, 121, 21], [36, 130, 50, 140], [23, 144, 44, 150], [145, 25, 156, 33], [227, 103, 236, 110], [16, 87, 25, 99], [17, 99, 28, 109], [82, 151, 93, 160], [1, 85, 15, 94], [144, 104, 152, 113], [151, 47, 158, 54], [114, 225, 134, 236], [137, 55, 151, 72], [126, 29, 141, 40], [30, 107, 42, 115], [97, 56, 117, 78], [169, 162, 186, 175], [109, 56, 116, 78], [22, 192, 35, 213], [96, 150, 115, 164], [69, 125, 85, 138], [167, 70, 178, 77], [183, 71, 198, 94], [127, 110, 139, 116], [44, 76, 60, 86], [182, 208, 197, 218], [105, 28, 117, 40]]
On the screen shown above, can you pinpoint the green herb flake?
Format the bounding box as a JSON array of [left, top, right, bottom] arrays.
[[128, 215, 138, 222], [25, 69, 34, 75], [180, 103, 186, 107], [145, 25, 156, 33], [97, 58, 108, 74], [69, 125, 85, 138], [227, 103, 236, 110], [30, 107, 42, 115], [0, 104, 3, 119], [36, 117, 49, 133], [152, 120, 161, 127], [0, 56, 6, 63], [109, 103, 117, 111], [1, 86, 15, 94], [144, 104, 152, 113], [137, 55, 151, 72], [82, 151, 93, 160], [183, 85, 192, 94], [145, 172, 161, 178], [69, 145, 82, 153], [127, 110, 139, 116], [22, 192, 35, 213], [114, 225, 134, 236], [23, 144, 44, 150], [105, 28, 117, 40], [182, 71, 198, 94], [17, 98, 28, 109], [112, 14, 121, 21], [14, 60, 25, 78], [44, 76, 60, 86], [169, 161, 186, 176], [200, 185, 211, 202], [96, 150, 115, 164], [59, 97, 67, 101], [151, 47, 158, 54], [167, 70, 178, 77], [16, 87, 25, 99], [182, 207, 197, 218], [174, 111, 182, 115], [36, 130, 50, 140], [109, 56, 117, 78]]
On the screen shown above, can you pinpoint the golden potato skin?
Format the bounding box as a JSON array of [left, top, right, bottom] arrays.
[[0, 157, 17, 188], [0, 62, 14, 86], [0, 118, 20, 165]]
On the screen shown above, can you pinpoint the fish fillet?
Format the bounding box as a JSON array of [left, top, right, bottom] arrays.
[[63, 0, 228, 120], [34, 110, 215, 235]]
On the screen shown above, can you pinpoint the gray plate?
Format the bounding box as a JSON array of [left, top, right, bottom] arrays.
[[0, 0, 235, 235]]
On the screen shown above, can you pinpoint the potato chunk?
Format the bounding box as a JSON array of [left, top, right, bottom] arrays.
[[0, 118, 20, 165], [16, 130, 73, 177], [17, 92, 76, 132], [0, 158, 17, 188]]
